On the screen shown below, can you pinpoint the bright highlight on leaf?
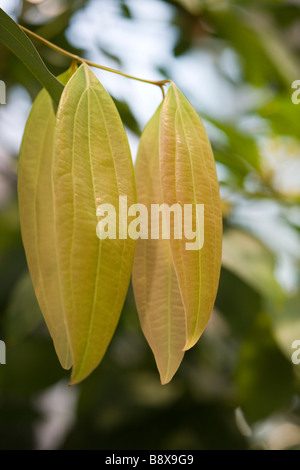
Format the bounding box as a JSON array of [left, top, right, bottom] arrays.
[[133, 83, 222, 382]]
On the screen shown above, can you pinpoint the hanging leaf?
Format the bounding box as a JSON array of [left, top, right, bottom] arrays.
[[133, 83, 222, 381], [18, 69, 73, 369], [133, 105, 185, 385], [53, 63, 136, 384], [0, 8, 64, 106], [159, 84, 222, 350]]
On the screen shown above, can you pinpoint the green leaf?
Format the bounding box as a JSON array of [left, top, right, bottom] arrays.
[[267, 292, 300, 360], [53, 64, 136, 384], [206, 118, 262, 174], [207, 8, 300, 88], [259, 94, 300, 137], [236, 314, 294, 423], [4, 272, 42, 345], [112, 97, 141, 135], [222, 229, 284, 303], [18, 69, 73, 370], [0, 8, 64, 106], [216, 267, 261, 339], [0, 338, 67, 395]]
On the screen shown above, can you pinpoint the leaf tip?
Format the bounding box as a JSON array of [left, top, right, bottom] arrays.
[[183, 335, 201, 352], [160, 375, 173, 386], [68, 373, 82, 386]]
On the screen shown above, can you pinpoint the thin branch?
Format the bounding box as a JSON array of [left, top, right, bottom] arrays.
[[19, 25, 171, 98]]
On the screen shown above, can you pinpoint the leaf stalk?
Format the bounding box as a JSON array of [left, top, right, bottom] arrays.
[[19, 25, 171, 98]]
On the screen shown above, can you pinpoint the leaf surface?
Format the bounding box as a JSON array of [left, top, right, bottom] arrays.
[[54, 64, 136, 384], [18, 70, 72, 369], [159, 84, 222, 350], [0, 8, 64, 106], [132, 106, 185, 384]]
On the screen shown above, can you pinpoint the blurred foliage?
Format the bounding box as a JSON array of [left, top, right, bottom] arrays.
[[0, 0, 299, 450]]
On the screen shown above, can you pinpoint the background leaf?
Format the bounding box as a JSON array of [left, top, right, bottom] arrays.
[[222, 229, 284, 303], [4, 271, 42, 345], [0, 8, 64, 105], [236, 314, 294, 423]]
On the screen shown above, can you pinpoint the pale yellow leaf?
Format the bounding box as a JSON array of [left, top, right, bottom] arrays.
[[159, 84, 222, 350], [18, 78, 72, 369], [133, 105, 185, 384]]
